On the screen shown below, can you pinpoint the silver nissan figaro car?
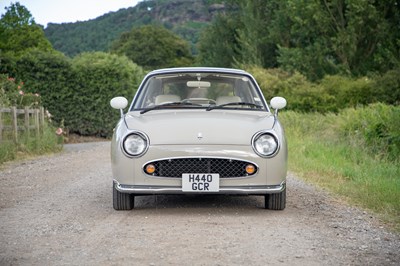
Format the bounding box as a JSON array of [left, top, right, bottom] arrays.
[[110, 67, 287, 210]]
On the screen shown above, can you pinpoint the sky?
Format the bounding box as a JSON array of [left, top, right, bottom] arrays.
[[0, 0, 141, 27]]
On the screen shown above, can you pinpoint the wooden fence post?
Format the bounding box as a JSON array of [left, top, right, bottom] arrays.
[[34, 109, 40, 137], [11, 106, 18, 143], [40, 107, 45, 133], [0, 108, 2, 142], [24, 106, 30, 138]]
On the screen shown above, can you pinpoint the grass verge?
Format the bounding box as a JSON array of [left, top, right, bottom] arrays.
[[0, 123, 63, 164], [281, 105, 400, 231]]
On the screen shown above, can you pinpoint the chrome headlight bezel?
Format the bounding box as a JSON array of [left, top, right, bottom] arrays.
[[251, 130, 280, 158], [121, 131, 149, 158]]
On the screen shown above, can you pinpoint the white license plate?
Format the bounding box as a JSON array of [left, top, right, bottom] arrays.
[[182, 173, 220, 192]]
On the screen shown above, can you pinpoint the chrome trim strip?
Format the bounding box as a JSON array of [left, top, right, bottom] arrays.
[[113, 179, 285, 194]]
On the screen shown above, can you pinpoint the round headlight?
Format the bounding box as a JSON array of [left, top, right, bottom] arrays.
[[253, 133, 279, 157], [123, 133, 148, 157]]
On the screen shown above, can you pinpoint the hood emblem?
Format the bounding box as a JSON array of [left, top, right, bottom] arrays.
[[197, 132, 203, 140]]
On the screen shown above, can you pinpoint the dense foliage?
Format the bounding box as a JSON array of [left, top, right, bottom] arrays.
[[0, 74, 41, 108], [340, 104, 400, 161], [111, 25, 194, 69], [198, 0, 400, 80], [44, 0, 221, 57], [70, 52, 144, 136], [247, 66, 400, 113], [197, 14, 240, 67], [13, 50, 75, 114], [0, 2, 53, 57], [1, 3, 145, 137], [11, 50, 144, 137]]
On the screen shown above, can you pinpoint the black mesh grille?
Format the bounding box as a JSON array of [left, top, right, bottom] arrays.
[[144, 158, 257, 178]]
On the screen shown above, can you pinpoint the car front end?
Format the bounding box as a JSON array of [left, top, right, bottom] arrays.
[[110, 67, 287, 210]]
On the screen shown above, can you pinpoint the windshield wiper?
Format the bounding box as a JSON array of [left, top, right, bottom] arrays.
[[140, 101, 201, 114], [206, 102, 263, 111]]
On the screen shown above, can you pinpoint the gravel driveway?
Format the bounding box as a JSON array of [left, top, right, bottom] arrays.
[[0, 142, 399, 265]]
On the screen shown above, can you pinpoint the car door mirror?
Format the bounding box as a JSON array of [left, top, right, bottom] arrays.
[[270, 97, 287, 116], [110, 96, 128, 117], [270, 97, 287, 110]]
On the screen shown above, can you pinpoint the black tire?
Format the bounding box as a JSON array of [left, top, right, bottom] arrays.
[[265, 189, 286, 210], [113, 182, 134, 210]]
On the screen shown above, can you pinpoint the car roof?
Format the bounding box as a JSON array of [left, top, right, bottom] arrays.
[[147, 67, 250, 76]]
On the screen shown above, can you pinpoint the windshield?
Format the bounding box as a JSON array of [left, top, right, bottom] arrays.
[[131, 72, 267, 112]]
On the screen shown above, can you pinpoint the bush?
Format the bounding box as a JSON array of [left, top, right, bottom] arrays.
[[0, 74, 41, 108], [15, 49, 75, 125], [373, 68, 400, 105], [13, 50, 144, 137], [246, 65, 398, 113], [319, 75, 376, 109], [70, 52, 144, 137], [339, 104, 400, 161], [246, 66, 337, 113]]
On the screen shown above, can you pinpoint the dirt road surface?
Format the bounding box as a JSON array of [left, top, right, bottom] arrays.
[[0, 142, 399, 265]]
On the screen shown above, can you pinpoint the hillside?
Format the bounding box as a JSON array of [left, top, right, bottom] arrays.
[[44, 0, 225, 57]]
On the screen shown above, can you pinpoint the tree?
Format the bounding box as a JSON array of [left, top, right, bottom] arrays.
[[111, 25, 194, 69], [197, 14, 240, 67], [273, 0, 400, 79], [197, 0, 279, 68], [0, 2, 53, 57], [0, 2, 35, 27], [197, 0, 400, 79], [235, 0, 278, 68]]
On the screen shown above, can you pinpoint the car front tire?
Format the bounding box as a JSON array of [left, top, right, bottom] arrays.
[[113, 182, 134, 210], [265, 189, 286, 210]]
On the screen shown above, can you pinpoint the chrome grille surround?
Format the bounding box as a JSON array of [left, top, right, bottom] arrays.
[[143, 157, 258, 178]]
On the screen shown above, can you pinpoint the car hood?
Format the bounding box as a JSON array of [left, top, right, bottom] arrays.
[[124, 110, 275, 145]]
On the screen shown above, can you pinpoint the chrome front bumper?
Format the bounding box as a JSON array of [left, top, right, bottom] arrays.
[[113, 179, 286, 195]]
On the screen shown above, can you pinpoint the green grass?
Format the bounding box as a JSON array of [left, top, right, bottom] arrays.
[[0, 123, 63, 164], [0, 141, 17, 163], [281, 106, 400, 231]]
